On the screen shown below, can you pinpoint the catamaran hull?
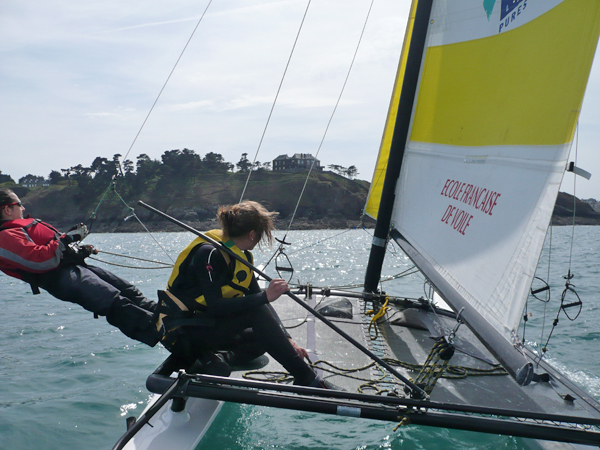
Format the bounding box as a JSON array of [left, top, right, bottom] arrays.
[[121, 396, 222, 450]]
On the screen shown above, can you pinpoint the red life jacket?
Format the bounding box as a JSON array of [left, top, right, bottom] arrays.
[[0, 218, 63, 280]]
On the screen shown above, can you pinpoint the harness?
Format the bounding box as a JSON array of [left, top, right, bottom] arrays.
[[157, 230, 254, 349], [0, 218, 62, 294]]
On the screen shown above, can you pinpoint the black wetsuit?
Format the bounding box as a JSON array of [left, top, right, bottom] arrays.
[[36, 264, 159, 347], [165, 243, 315, 385]]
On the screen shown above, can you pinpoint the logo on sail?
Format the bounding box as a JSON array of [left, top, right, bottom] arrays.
[[483, 0, 528, 33], [439, 179, 502, 236]]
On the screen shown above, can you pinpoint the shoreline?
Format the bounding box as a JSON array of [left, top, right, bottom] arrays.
[[85, 217, 375, 234]]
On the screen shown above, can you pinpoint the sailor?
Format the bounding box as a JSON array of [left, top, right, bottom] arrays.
[[159, 200, 336, 388], [0, 188, 159, 346]]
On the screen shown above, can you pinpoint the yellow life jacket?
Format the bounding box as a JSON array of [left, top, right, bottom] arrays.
[[167, 229, 254, 308]]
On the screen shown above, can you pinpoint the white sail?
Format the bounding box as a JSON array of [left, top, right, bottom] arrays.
[[389, 0, 600, 348]]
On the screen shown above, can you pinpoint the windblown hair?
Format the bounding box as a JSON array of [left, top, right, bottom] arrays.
[[0, 188, 15, 207], [218, 201, 278, 246]]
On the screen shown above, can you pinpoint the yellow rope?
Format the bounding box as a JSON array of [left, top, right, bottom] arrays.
[[365, 297, 390, 340], [393, 337, 455, 429]]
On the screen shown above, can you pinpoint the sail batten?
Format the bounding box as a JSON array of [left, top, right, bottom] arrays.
[[367, 0, 600, 376]]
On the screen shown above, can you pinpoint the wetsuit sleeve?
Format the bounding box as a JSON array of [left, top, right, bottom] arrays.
[[191, 244, 268, 316], [0, 227, 62, 274], [246, 267, 292, 339]]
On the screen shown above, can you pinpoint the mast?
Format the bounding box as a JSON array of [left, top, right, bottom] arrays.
[[363, 0, 434, 293]]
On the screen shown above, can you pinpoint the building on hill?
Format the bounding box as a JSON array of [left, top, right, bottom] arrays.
[[19, 175, 49, 188], [272, 153, 322, 172]]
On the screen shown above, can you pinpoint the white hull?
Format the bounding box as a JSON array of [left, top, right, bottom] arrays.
[[122, 396, 222, 450]]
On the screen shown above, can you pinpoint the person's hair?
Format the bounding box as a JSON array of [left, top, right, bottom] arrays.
[[0, 188, 15, 206], [218, 201, 278, 246]]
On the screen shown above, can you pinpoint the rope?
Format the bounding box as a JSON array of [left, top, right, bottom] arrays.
[[365, 297, 390, 340], [536, 273, 583, 365], [85, 179, 175, 264], [239, 0, 313, 202], [298, 266, 418, 291], [567, 122, 579, 273], [286, 228, 357, 256], [242, 352, 507, 433], [531, 123, 583, 363], [241, 356, 507, 387], [87, 250, 173, 270], [411, 336, 455, 395], [87, 257, 171, 270], [280, 0, 377, 237], [121, 1, 214, 163]]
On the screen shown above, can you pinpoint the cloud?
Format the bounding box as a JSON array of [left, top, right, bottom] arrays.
[[1, 0, 599, 200]]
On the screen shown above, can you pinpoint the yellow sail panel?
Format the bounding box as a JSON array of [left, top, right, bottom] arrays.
[[410, 0, 600, 146], [364, 0, 419, 219]]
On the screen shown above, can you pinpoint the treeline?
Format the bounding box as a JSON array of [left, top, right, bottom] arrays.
[[1, 149, 361, 196], [2, 150, 286, 199]]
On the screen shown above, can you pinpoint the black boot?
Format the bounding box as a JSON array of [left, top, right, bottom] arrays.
[[187, 352, 231, 377]]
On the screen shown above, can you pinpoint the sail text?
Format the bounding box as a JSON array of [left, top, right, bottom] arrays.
[[439, 179, 502, 235]]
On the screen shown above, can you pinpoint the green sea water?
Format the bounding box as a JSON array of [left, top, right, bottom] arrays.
[[1, 227, 599, 449]]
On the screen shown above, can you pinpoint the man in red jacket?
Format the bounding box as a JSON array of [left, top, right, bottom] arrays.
[[0, 188, 159, 346]]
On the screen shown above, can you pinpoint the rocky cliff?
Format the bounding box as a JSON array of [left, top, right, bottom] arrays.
[[10, 175, 599, 233]]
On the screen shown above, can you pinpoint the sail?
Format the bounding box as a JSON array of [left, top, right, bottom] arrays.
[[385, 0, 600, 357], [364, 0, 419, 219]]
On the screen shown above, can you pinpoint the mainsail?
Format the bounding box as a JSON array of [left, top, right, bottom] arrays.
[[365, 0, 600, 383]]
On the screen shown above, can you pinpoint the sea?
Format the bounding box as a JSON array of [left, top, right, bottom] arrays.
[[1, 226, 599, 450]]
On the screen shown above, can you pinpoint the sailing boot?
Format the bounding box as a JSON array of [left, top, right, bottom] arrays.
[[308, 376, 346, 391], [187, 351, 231, 377], [106, 297, 160, 347]]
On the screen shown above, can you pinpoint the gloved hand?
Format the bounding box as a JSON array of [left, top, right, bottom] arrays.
[[61, 224, 88, 244], [59, 224, 89, 251], [79, 244, 98, 259]]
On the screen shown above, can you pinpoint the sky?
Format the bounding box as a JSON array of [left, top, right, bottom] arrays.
[[1, 0, 599, 200]]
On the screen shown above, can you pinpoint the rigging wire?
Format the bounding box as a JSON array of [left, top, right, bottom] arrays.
[[98, 250, 173, 269], [121, 1, 214, 164], [239, 0, 313, 202], [261, 0, 377, 272], [567, 122, 579, 273], [530, 122, 584, 365], [86, 3, 214, 261], [282, 0, 376, 235], [89, 180, 175, 264]]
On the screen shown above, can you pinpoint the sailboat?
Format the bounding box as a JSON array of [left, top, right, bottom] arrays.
[[113, 0, 600, 448]]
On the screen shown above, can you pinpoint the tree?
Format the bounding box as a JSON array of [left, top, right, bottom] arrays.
[[122, 159, 134, 176], [328, 164, 346, 175], [48, 170, 63, 185], [68, 164, 92, 190], [236, 153, 252, 172], [61, 168, 73, 186], [136, 154, 160, 178], [346, 165, 358, 179], [113, 153, 125, 177], [0, 171, 14, 184], [161, 148, 201, 180], [133, 154, 161, 191], [89, 157, 110, 175], [202, 152, 232, 173]]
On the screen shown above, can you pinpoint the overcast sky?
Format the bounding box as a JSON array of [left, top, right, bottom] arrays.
[[1, 0, 599, 200]]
